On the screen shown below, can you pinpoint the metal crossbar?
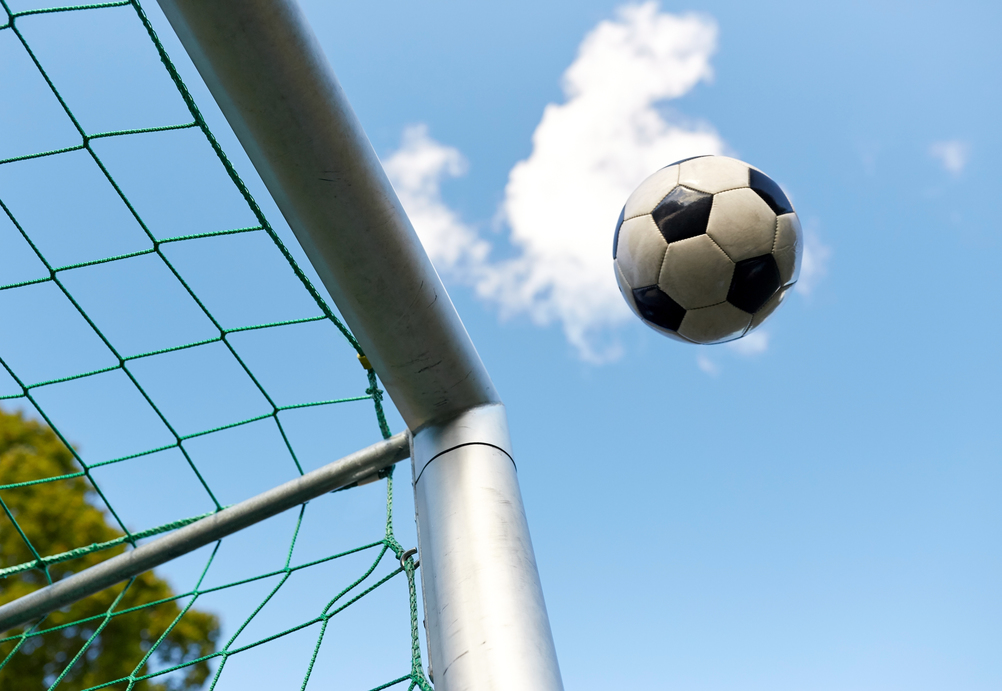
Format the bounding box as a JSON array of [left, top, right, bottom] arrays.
[[0, 432, 409, 633]]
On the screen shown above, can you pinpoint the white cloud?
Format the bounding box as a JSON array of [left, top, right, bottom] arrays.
[[382, 124, 489, 273], [930, 140, 969, 175], [487, 4, 722, 360], [387, 4, 827, 363], [726, 329, 769, 356], [386, 3, 722, 362], [696, 352, 719, 376], [795, 226, 831, 297]]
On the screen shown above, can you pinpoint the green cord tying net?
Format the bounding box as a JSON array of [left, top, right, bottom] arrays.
[[0, 1, 432, 688]]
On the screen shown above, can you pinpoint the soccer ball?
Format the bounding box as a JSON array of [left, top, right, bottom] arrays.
[[613, 155, 802, 344]]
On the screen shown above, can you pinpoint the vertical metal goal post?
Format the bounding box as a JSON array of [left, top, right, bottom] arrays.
[[145, 0, 563, 688]]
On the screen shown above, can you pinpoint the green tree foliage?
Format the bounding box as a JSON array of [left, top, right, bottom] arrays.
[[0, 409, 220, 690]]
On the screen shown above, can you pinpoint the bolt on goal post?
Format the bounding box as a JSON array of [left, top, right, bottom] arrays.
[[154, 0, 564, 689]]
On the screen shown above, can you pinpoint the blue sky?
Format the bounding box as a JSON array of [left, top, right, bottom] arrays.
[[307, 1, 1001, 686], [1, 0, 1000, 689]]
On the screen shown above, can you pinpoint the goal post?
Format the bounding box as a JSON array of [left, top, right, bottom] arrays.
[[154, 0, 563, 689]]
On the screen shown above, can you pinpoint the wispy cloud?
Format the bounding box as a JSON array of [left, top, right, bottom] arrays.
[[385, 3, 822, 363], [696, 352, 719, 376], [382, 124, 488, 273], [486, 4, 722, 361], [930, 140, 969, 175], [387, 3, 722, 361], [795, 226, 832, 297], [726, 329, 769, 356]]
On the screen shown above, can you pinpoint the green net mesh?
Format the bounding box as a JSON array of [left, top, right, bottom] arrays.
[[0, 1, 431, 688]]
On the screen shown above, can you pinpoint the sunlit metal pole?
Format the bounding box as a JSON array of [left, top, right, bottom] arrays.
[[155, 1, 563, 688]]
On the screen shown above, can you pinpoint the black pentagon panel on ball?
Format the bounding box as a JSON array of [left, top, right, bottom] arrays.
[[632, 285, 686, 331], [612, 207, 625, 259], [727, 254, 781, 314], [650, 186, 713, 245], [748, 168, 794, 215]]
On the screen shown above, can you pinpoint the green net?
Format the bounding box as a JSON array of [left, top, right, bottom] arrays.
[[0, 1, 431, 688]]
